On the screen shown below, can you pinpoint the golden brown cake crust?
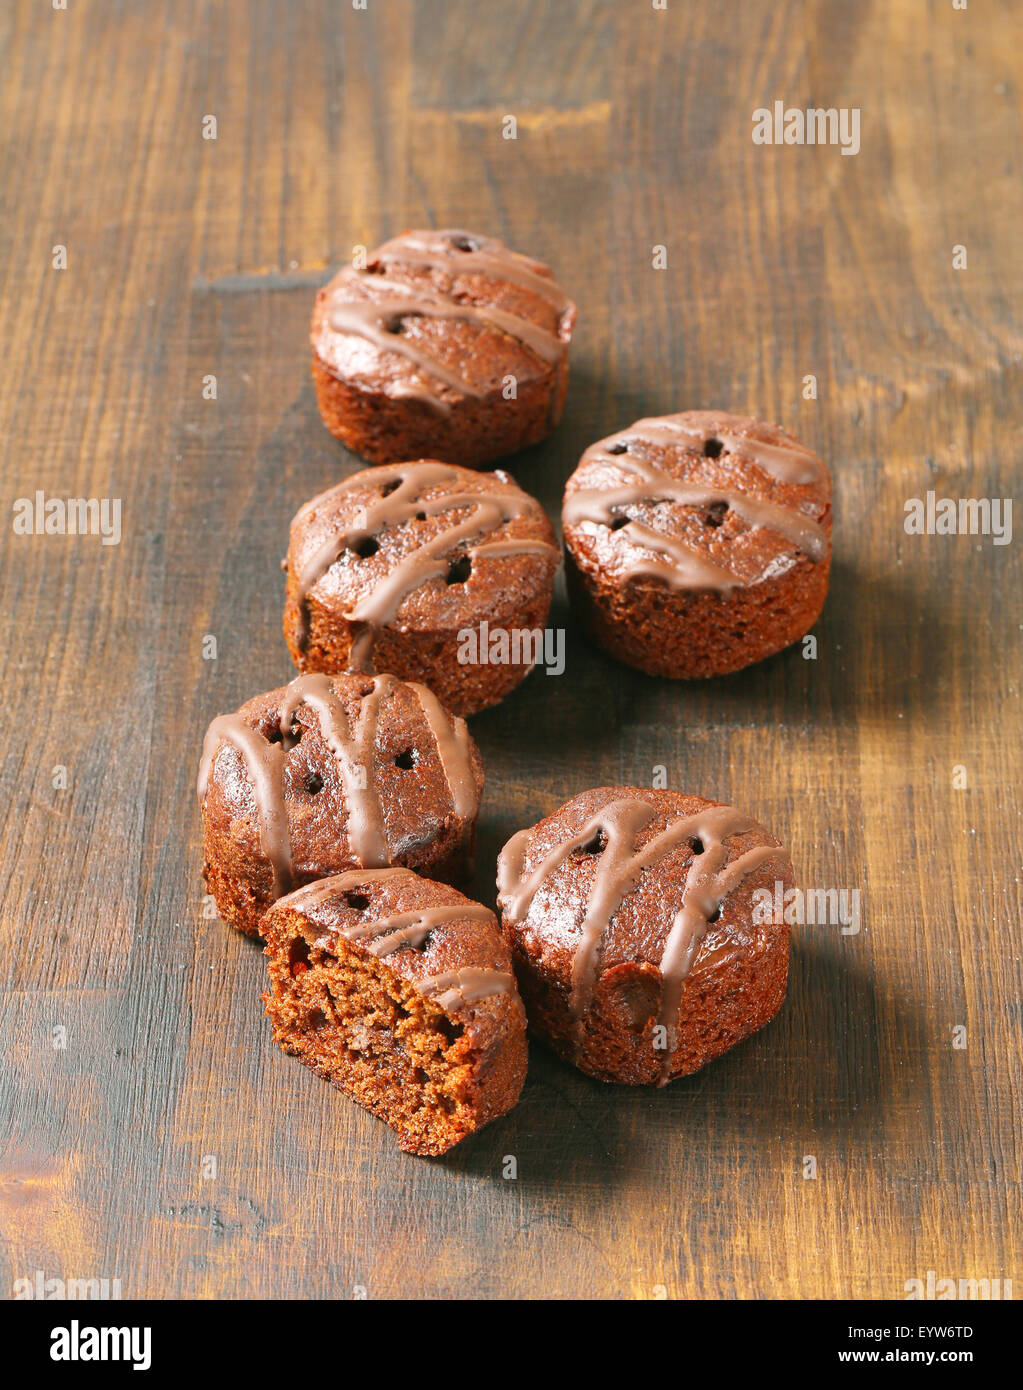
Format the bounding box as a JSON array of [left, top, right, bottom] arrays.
[[262, 868, 527, 1155], [198, 672, 484, 936], [311, 228, 576, 467], [283, 460, 560, 716], [497, 786, 793, 1085], [562, 411, 833, 678]]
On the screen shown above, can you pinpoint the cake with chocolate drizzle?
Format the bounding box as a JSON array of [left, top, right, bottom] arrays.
[[497, 787, 793, 1085], [262, 868, 527, 1155], [562, 411, 832, 678], [311, 229, 577, 467], [283, 461, 561, 716], [198, 672, 484, 937]]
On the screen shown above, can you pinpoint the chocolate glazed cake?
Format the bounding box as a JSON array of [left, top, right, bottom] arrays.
[[562, 411, 832, 678], [262, 868, 527, 1155], [283, 460, 561, 717], [497, 787, 793, 1085], [311, 229, 577, 467], [198, 672, 483, 937]]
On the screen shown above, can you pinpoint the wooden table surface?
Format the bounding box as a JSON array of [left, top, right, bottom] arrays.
[[1, 0, 1020, 1301]]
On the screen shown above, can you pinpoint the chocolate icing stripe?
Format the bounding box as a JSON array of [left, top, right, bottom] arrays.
[[567, 449, 827, 590], [409, 681, 478, 821], [568, 800, 661, 1020], [341, 904, 494, 958], [468, 537, 561, 561], [275, 872, 498, 991], [374, 229, 574, 314], [198, 675, 476, 908], [341, 288, 565, 362], [280, 673, 390, 868], [567, 465, 828, 563], [498, 798, 787, 1074], [601, 416, 825, 486], [414, 967, 516, 1012], [329, 297, 485, 412], [358, 277, 568, 363], [197, 714, 292, 898], [290, 463, 458, 532], [197, 678, 393, 903], [327, 263, 567, 411], [563, 804, 757, 1027], [295, 466, 557, 666], [495, 804, 645, 928], [294, 464, 466, 644], [601, 519, 742, 591], [345, 504, 505, 669], [280, 867, 415, 913], [654, 841, 788, 1083]]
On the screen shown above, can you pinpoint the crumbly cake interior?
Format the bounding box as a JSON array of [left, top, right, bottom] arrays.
[[264, 908, 481, 1155]]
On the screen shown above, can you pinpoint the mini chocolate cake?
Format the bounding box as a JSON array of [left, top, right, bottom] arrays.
[[562, 411, 832, 678], [283, 460, 561, 716], [311, 229, 576, 467], [198, 672, 484, 937], [497, 787, 793, 1085], [262, 868, 527, 1155]]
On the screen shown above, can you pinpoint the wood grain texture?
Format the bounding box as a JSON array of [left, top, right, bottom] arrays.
[[1, 0, 1020, 1300]]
